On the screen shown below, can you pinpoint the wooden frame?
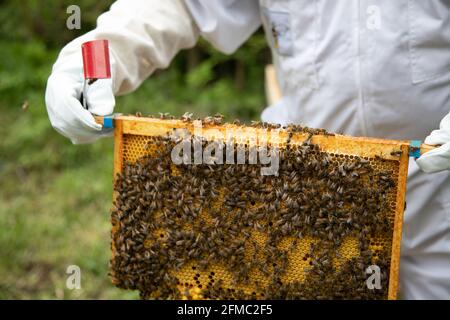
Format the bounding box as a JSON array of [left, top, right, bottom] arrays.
[[106, 115, 425, 299]]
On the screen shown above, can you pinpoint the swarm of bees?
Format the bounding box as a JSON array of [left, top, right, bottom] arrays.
[[110, 115, 396, 300]]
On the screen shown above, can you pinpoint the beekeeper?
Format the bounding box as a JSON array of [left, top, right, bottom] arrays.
[[45, 0, 450, 299]]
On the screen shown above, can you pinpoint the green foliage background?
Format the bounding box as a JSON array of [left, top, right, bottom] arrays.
[[0, 1, 269, 299]]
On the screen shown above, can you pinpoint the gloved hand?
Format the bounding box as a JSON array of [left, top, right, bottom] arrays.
[[46, 0, 203, 144], [45, 47, 115, 144], [416, 112, 450, 173]]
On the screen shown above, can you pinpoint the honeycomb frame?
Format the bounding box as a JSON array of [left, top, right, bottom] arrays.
[[109, 116, 411, 300]]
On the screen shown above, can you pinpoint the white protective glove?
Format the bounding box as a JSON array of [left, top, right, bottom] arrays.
[[45, 0, 201, 144], [45, 0, 261, 144], [45, 48, 115, 144], [416, 112, 450, 173]]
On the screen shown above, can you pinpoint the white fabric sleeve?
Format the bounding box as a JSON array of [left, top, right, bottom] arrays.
[[52, 0, 200, 95], [52, 0, 261, 96], [184, 0, 262, 54]]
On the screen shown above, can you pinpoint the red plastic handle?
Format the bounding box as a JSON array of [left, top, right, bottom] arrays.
[[81, 40, 111, 80]]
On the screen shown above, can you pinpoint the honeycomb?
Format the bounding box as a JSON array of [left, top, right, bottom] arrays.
[[109, 116, 408, 300]]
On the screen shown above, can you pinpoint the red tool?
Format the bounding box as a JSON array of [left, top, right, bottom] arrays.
[[81, 39, 111, 110]]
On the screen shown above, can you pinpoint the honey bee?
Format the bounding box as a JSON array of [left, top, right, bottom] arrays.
[[181, 112, 193, 122], [390, 150, 403, 157]]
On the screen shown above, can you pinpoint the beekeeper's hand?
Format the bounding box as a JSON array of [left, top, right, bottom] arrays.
[[417, 112, 450, 173], [45, 48, 115, 144], [45, 0, 259, 144]]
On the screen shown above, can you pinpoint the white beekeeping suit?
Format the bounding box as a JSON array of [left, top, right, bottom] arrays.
[[45, 0, 450, 299]]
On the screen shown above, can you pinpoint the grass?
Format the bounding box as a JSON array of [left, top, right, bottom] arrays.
[[0, 40, 265, 299]]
